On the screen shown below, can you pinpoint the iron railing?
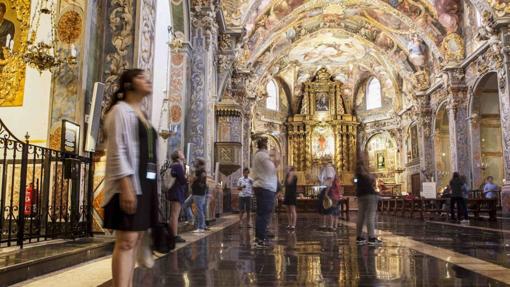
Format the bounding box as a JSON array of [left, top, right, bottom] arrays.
[[0, 119, 93, 248]]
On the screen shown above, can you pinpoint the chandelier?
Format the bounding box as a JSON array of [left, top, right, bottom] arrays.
[[22, 0, 77, 72]]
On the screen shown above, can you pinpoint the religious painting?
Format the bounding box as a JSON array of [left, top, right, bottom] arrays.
[[0, 0, 29, 107], [288, 32, 366, 66], [315, 92, 329, 112], [312, 125, 334, 160], [376, 152, 386, 169], [366, 133, 396, 173]]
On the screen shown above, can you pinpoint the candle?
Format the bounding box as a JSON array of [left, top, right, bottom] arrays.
[[6, 34, 10, 47]]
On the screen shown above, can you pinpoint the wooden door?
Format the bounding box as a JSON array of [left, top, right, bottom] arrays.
[[411, 173, 421, 197]]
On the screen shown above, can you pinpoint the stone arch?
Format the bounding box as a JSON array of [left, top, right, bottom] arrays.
[[433, 100, 451, 190], [469, 72, 504, 187]]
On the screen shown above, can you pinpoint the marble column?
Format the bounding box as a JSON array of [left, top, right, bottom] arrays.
[[416, 93, 434, 182], [187, 6, 219, 171], [497, 27, 510, 214]]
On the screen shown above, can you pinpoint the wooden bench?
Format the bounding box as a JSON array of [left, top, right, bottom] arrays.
[[378, 198, 498, 221]]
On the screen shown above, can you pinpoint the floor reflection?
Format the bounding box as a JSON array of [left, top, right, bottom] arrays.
[[129, 214, 508, 287]]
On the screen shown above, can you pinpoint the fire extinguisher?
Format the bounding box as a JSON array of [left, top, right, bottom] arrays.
[[24, 182, 37, 216]]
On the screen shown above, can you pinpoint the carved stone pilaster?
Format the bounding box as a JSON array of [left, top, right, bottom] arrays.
[[497, 27, 510, 183], [187, 6, 219, 171], [416, 93, 434, 182], [167, 40, 192, 154], [231, 69, 255, 168], [135, 0, 157, 117], [444, 68, 471, 181]]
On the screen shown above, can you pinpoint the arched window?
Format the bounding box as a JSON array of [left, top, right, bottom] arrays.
[[266, 79, 279, 111], [366, 78, 382, 110]]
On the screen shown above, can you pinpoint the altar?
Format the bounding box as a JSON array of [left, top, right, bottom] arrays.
[[287, 68, 358, 190]]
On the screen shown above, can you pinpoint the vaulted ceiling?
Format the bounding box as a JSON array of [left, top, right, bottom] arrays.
[[221, 0, 472, 113]]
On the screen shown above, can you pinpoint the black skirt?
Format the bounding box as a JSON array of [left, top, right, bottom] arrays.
[[103, 190, 158, 231], [103, 118, 158, 231]]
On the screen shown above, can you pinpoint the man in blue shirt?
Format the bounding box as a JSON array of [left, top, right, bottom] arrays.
[[483, 176, 500, 200]]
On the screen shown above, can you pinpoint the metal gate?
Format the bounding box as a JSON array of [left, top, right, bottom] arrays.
[[0, 119, 93, 248]]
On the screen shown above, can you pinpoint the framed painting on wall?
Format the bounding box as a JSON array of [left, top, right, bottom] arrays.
[[0, 0, 29, 107]]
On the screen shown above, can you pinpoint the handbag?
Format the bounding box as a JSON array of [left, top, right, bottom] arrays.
[[152, 207, 175, 254], [161, 161, 176, 192], [323, 192, 333, 209]]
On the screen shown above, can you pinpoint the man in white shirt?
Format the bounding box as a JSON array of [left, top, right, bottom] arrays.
[[252, 138, 278, 247], [237, 167, 254, 228]]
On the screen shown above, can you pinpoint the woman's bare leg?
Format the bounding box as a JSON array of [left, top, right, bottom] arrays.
[[112, 231, 141, 287], [170, 201, 181, 236], [291, 205, 297, 227], [286, 205, 292, 226]]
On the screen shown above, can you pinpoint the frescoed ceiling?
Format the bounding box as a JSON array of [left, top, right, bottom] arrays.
[[219, 0, 483, 113]]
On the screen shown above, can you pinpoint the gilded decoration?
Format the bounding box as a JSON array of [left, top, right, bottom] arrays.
[[287, 68, 357, 185], [412, 70, 430, 91], [441, 32, 465, 64], [0, 0, 30, 107], [489, 0, 510, 17], [57, 9, 83, 44]]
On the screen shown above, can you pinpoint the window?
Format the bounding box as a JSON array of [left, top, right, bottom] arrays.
[[366, 78, 382, 110], [266, 79, 279, 111]]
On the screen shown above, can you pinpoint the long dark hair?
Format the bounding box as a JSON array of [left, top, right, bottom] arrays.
[[104, 69, 144, 114]]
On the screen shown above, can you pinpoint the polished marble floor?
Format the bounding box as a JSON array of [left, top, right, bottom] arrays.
[[124, 213, 508, 287]]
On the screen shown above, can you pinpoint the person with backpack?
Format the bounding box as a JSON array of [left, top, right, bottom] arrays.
[[165, 150, 188, 243], [329, 176, 343, 231]]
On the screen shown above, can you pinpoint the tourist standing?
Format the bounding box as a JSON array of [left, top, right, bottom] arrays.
[[329, 176, 343, 231], [237, 167, 254, 228], [449, 172, 465, 222], [318, 162, 336, 230], [460, 175, 470, 223], [102, 69, 159, 287], [355, 161, 382, 245], [252, 138, 278, 247], [483, 176, 500, 200], [166, 150, 188, 243], [283, 166, 298, 230], [191, 168, 208, 233]]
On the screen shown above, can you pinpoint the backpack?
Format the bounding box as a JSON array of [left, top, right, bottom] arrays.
[[161, 161, 176, 192]]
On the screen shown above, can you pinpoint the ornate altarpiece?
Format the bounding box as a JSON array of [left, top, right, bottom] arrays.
[[287, 68, 357, 185]]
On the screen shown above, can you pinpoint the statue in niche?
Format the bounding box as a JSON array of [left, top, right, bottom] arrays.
[[316, 92, 329, 111]]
